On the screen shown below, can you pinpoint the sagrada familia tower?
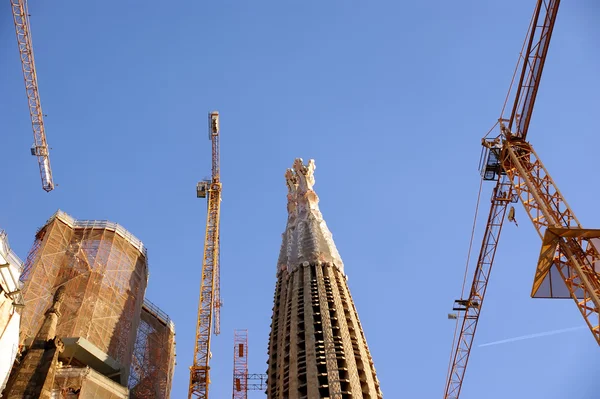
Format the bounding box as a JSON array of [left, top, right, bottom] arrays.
[[266, 158, 383, 399]]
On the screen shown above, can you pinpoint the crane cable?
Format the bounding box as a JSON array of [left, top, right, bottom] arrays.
[[498, 7, 538, 134], [445, 176, 484, 386], [445, 7, 539, 392], [449, 3, 539, 327]]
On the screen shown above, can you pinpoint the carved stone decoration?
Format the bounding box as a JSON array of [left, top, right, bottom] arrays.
[[2, 287, 66, 399], [277, 168, 300, 273], [285, 168, 298, 215], [46, 285, 66, 317], [293, 158, 315, 194], [277, 158, 344, 274], [267, 159, 383, 399]]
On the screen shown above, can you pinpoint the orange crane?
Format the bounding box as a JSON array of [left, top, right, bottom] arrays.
[[10, 0, 54, 192], [189, 111, 223, 399], [232, 329, 267, 399], [444, 0, 600, 397]]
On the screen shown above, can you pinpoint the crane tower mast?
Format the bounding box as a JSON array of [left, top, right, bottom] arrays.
[[11, 0, 54, 192], [443, 0, 600, 397], [189, 111, 222, 399], [231, 329, 267, 399]]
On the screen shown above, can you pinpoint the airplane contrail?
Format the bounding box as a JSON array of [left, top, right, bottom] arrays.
[[479, 325, 587, 347]]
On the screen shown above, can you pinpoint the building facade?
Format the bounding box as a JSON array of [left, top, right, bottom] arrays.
[[0, 230, 24, 393], [267, 159, 383, 399], [19, 210, 148, 387], [5, 210, 175, 398]]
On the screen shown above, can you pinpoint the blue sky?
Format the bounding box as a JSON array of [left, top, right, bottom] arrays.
[[1, 1, 599, 398]]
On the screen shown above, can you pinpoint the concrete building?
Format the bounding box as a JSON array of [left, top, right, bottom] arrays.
[[3, 210, 175, 398], [267, 159, 383, 399], [0, 230, 24, 394]]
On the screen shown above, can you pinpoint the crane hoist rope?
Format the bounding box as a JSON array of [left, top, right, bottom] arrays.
[[444, 1, 566, 398], [445, 177, 484, 382]]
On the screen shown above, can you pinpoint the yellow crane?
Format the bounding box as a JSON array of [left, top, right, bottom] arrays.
[[445, 1, 600, 397], [189, 111, 222, 399], [10, 0, 54, 192]]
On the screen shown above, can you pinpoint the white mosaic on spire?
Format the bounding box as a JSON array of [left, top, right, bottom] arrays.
[[276, 158, 344, 275]]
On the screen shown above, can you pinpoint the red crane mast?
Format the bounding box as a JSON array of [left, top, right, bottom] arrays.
[[231, 329, 267, 399]]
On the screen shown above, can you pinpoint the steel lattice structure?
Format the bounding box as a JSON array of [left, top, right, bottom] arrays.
[[232, 330, 248, 399], [246, 374, 267, 392], [189, 112, 222, 399], [443, 1, 600, 398], [129, 300, 177, 399], [10, 0, 54, 192], [20, 210, 148, 385], [502, 139, 600, 340], [444, 174, 514, 399], [231, 330, 267, 398]]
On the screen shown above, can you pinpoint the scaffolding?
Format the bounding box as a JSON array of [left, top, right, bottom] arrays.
[[19, 210, 149, 385], [52, 366, 130, 398], [129, 299, 176, 399], [232, 330, 267, 399], [232, 329, 248, 399]]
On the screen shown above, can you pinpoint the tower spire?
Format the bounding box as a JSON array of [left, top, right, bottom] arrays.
[[266, 158, 382, 399], [277, 158, 344, 275]]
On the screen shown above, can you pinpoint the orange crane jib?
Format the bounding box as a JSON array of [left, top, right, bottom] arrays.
[[11, 0, 54, 192], [189, 111, 222, 399], [441, 0, 600, 398]]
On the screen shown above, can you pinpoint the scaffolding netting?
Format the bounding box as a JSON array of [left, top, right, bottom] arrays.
[[20, 211, 148, 384]]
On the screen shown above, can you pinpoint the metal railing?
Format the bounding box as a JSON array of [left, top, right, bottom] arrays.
[[47, 210, 148, 256], [142, 298, 176, 333]]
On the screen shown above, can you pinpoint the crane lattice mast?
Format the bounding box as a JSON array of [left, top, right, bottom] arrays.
[[11, 0, 54, 192], [232, 329, 267, 399], [443, 1, 578, 398], [189, 111, 222, 399], [232, 330, 248, 399]]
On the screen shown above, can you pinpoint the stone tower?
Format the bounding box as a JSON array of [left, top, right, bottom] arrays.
[[13, 210, 176, 398], [266, 159, 382, 399], [3, 287, 66, 399]]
